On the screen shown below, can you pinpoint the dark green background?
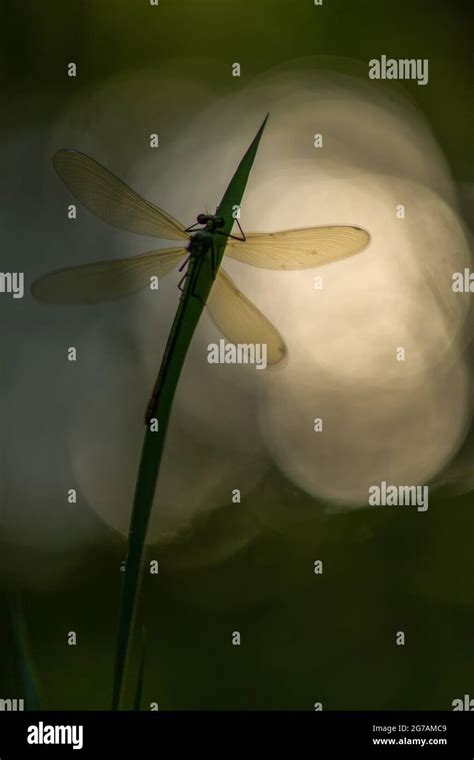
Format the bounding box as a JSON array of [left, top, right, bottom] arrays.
[[1, 0, 473, 710]]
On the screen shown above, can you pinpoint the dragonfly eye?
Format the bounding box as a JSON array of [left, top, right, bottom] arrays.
[[197, 213, 207, 224]]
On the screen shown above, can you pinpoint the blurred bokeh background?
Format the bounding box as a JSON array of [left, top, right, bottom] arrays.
[[0, 0, 473, 710]]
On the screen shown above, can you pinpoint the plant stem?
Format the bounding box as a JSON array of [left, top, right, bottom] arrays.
[[112, 114, 269, 710]]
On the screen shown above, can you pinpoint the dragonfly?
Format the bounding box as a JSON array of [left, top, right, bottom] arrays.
[[32, 149, 370, 422]]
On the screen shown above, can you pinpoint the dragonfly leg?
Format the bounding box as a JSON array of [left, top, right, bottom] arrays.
[[177, 261, 205, 304], [190, 277, 206, 305], [184, 222, 201, 233], [187, 263, 206, 305], [177, 256, 191, 291], [217, 217, 246, 242]]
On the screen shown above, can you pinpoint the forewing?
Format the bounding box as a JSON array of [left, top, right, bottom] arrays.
[[31, 247, 187, 304], [53, 150, 189, 240], [206, 267, 286, 365], [225, 225, 370, 269]]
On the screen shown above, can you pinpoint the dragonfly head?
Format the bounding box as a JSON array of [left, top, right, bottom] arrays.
[[197, 213, 225, 230]]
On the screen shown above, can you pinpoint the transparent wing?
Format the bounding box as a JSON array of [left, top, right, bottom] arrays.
[[31, 247, 187, 304], [206, 267, 286, 365], [225, 225, 370, 269], [53, 150, 189, 241]]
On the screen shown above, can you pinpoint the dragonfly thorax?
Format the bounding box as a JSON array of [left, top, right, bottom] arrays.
[[187, 229, 214, 256]]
